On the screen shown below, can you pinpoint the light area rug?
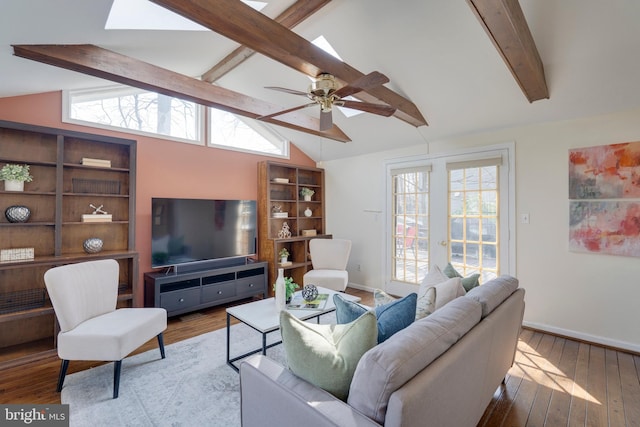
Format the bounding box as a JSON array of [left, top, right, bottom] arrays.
[[61, 319, 297, 427]]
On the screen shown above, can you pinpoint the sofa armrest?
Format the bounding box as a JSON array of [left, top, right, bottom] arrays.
[[240, 355, 381, 427]]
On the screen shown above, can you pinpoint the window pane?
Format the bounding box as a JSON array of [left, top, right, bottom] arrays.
[[209, 108, 288, 156], [448, 165, 499, 282], [465, 191, 480, 215], [482, 191, 497, 215], [466, 169, 479, 190], [481, 166, 497, 189], [450, 169, 464, 191], [69, 88, 199, 141], [482, 218, 497, 243], [392, 169, 430, 284], [450, 192, 463, 215]]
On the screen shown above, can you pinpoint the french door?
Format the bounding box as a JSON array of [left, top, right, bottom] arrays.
[[386, 145, 514, 295]]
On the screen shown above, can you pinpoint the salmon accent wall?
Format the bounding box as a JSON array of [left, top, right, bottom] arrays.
[[0, 91, 316, 304]]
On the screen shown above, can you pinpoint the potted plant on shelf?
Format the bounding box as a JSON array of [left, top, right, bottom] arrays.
[[300, 187, 315, 201], [0, 164, 33, 192], [279, 247, 290, 264]]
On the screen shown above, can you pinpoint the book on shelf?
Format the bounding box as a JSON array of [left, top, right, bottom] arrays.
[[81, 214, 113, 223], [287, 293, 329, 310], [82, 157, 112, 168]]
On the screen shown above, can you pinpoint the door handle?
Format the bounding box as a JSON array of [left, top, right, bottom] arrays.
[[439, 240, 448, 246]]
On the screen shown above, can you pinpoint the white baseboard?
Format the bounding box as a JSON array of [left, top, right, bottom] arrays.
[[346, 282, 372, 292], [523, 321, 640, 354]]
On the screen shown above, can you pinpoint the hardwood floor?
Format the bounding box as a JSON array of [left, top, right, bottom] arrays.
[[2, 287, 639, 427]]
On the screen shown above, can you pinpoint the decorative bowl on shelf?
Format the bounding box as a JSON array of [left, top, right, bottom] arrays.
[[4, 205, 31, 223], [83, 237, 104, 254]]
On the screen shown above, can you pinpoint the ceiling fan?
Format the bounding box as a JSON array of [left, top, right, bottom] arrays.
[[258, 71, 397, 131]]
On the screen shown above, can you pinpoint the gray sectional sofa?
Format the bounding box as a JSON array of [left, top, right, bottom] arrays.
[[240, 276, 525, 427]]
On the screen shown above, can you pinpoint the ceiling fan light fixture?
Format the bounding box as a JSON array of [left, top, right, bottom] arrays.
[[309, 73, 338, 97]]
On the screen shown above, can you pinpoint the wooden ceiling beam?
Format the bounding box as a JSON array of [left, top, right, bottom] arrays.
[[12, 44, 351, 142], [151, 0, 428, 127], [466, 0, 549, 102], [202, 0, 332, 83]]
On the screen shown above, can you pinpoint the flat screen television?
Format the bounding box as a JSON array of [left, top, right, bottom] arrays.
[[151, 198, 257, 268]]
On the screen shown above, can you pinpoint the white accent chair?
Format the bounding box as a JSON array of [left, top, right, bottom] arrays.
[[44, 259, 167, 399], [303, 238, 352, 292]]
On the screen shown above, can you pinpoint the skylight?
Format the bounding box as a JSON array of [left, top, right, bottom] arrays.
[[106, 0, 267, 31]]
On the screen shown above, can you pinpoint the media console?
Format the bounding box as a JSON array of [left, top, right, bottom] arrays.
[[144, 260, 268, 317]]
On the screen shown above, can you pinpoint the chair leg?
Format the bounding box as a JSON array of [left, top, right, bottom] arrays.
[[113, 360, 122, 399], [56, 360, 69, 392], [157, 333, 166, 359]]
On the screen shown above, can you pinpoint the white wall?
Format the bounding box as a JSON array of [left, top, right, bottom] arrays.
[[319, 107, 640, 353]]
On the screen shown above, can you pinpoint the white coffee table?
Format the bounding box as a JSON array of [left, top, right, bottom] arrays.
[[226, 287, 361, 371]]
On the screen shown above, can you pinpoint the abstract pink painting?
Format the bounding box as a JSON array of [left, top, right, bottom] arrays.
[[569, 201, 640, 256], [569, 142, 640, 199]]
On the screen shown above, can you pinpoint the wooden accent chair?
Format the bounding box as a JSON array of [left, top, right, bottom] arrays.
[[44, 259, 167, 398]]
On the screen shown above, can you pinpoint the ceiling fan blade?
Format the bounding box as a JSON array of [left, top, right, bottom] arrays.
[[265, 86, 309, 96], [257, 102, 317, 120], [340, 100, 396, 117], [333, 71, 390, 99], [150, 0, 427, 127], [319, 110, 333, 131]]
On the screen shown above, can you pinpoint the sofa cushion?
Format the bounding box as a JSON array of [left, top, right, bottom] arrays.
[[334, 293, 417, 343], [443, 262, 481, 292], [433, 277, 465, 310], [373, 288, 396, 306], [348, 297, 482, 424], [420, 265, 466, 311], [465, 275, 519, 318], [375, 288, 436, 321], [279, 309, 377, 401]]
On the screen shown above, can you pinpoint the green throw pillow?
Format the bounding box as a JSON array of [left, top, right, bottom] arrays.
[[334, 293, 417, 343], [443, 262, 481, 292], [279, 309, 377, 401]]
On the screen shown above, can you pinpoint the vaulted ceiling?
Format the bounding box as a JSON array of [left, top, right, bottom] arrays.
[[2, 0, 640, 161]]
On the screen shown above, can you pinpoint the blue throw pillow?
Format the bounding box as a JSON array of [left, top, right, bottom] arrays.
[[333, 293, 417, 343]]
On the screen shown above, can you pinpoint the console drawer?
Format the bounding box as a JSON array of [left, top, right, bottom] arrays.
[[202, 281, 236, 303], [237, 276, 265, 296], [160, 288, 201, 312]]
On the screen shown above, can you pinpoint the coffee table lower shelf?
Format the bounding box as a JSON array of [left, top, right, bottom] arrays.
[[226, 311, 326, 372]]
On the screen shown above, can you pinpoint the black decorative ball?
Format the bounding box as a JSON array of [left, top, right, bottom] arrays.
[[301, 284, 319, 301], [5, 205, 31, 223]]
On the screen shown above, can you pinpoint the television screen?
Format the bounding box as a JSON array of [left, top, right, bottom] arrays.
[[151, 198, 257, 268]]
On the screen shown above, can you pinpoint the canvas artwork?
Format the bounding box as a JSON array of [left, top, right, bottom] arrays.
[[569, 201, 640, 256], [569, 142, 640, 199]]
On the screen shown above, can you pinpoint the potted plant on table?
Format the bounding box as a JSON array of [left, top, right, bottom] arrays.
[[272, 276, 299, 304], [278, 247, 290, 264], [300, 187, 315, 201], [284, 277, 299, 303], [0, 164, 33, 192]]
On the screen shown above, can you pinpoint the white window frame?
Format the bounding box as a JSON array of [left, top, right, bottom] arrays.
[[63, 87, 205, 146], [63, 86, 291, 158], [207, 108, 289, 158]]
